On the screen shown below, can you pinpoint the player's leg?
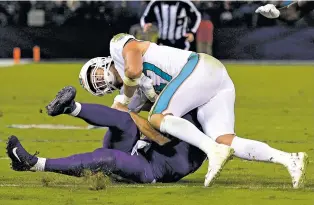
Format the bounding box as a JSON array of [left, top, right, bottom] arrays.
[[66, 101, 139, 152], [44, 149, 155, 183], [6, 135, 155, 183], [197, 69, 308, 189], [75, 103, 139, 135], [148, 53, 234, 187], [46, 86, 139, 152], [46, 86, 135, 130], [230, 136, 308, 188]]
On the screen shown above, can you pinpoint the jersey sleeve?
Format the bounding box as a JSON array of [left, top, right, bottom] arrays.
[[110, 33, 136, 78], [110, 33, 135, 45], [110, 33, 136, 58]]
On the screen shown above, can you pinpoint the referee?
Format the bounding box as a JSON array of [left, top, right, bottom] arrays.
[[140, 0, 201, 50]]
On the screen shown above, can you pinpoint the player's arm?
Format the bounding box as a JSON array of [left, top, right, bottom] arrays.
[[129, 111, 170, 146], [128, 89, 154, 113], [122, 40, 144, 106], [114, 102, 170, 146], [113, 90, 152, 113], [113, 75, 156, 113]]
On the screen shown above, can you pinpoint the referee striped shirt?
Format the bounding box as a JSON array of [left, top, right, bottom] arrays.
[[140, 0, 201, 41]]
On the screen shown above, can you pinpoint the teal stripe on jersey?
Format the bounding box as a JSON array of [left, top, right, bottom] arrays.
[[152, 53, 199, 114], [143, 62, 172, 82], [154, 83, 167, 93]]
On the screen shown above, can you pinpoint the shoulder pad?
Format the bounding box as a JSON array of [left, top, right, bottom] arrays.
[[110, 33, 135, 47]]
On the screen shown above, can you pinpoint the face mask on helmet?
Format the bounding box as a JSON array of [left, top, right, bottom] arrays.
[[85, 57, 118, 96]]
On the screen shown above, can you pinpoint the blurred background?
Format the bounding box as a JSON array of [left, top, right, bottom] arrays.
[[0, 0, 313, 61]]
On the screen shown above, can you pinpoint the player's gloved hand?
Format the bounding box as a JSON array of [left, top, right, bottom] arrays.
[[113, 94, 131, 106], [112, 95, 129, 111], [139, 75, 157, 103], [131, 139, 152, 156], [255, 4, 280, 19], [113, 94, 124, 105]]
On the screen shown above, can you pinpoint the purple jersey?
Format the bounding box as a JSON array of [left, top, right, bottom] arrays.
[[102, 118, 140, 153], [146, 110, 206, 182], [104, 107, 206, 182]]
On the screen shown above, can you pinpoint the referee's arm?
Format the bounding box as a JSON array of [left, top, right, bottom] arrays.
[[140, 0, 158, 33], [183, 0, 202, 42]]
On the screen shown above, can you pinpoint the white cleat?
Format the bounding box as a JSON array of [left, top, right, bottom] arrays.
[[286, 152, 309, 189], [204, 144, 234, 187]]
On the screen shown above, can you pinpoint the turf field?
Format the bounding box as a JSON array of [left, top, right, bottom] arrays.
[[0, 63, 313, 205]]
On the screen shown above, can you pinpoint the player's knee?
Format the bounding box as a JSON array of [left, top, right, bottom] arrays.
[[215, 134, 235, 146], [93, 148, 116, 168], [148, 113, 165, 130]]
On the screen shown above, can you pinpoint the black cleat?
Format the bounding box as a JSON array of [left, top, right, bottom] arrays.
[[6, 135, 38, 171], [46, 86, 77, 116]]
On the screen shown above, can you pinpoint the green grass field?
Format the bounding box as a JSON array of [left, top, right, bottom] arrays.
[[0, 63, 313, 205]]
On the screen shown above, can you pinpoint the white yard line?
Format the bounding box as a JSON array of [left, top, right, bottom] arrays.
[[7, 124, 107, 130], [0, 59, 32, 67]]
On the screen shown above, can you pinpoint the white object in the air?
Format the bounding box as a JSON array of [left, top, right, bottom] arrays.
[[255, 4, 280, 19]]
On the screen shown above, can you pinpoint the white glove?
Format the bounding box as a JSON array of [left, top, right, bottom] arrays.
[[113, 94, 131, 106], [255, 4, 280, 19], [113, 94, 125, 104], [131, 139, 152, 156], [112, 94, 129, 111], [139, 75, 157, 102]]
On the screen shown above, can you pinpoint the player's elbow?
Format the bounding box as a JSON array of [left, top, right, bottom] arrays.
[[125, 68, 142, 80]]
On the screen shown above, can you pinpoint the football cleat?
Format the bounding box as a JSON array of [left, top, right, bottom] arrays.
[[286, 152, 309, 189], [204, 144, 234, 187], [6, 135, 38, 171], [46, 86, 77, 116]]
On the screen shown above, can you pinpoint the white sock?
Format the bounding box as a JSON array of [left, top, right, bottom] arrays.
[[231, 136, 291, 167], [69, 102, 82, 116], [32, 157, 47, 172], [160, 115, 216, 154]]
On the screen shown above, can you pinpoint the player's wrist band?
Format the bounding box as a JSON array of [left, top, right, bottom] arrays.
[[123, 73, 144, 86]]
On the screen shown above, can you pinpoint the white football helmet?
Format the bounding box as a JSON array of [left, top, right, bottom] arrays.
[[79, 57, 118, 96]]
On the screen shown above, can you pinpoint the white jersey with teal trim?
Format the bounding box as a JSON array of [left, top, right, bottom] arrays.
[[110, 33, 136, 80], [110, 33, 193, 93], [142, 43, 192, 93]]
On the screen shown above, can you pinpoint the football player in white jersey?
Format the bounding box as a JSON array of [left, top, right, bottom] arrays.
[[79, 33, 308, 188]]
